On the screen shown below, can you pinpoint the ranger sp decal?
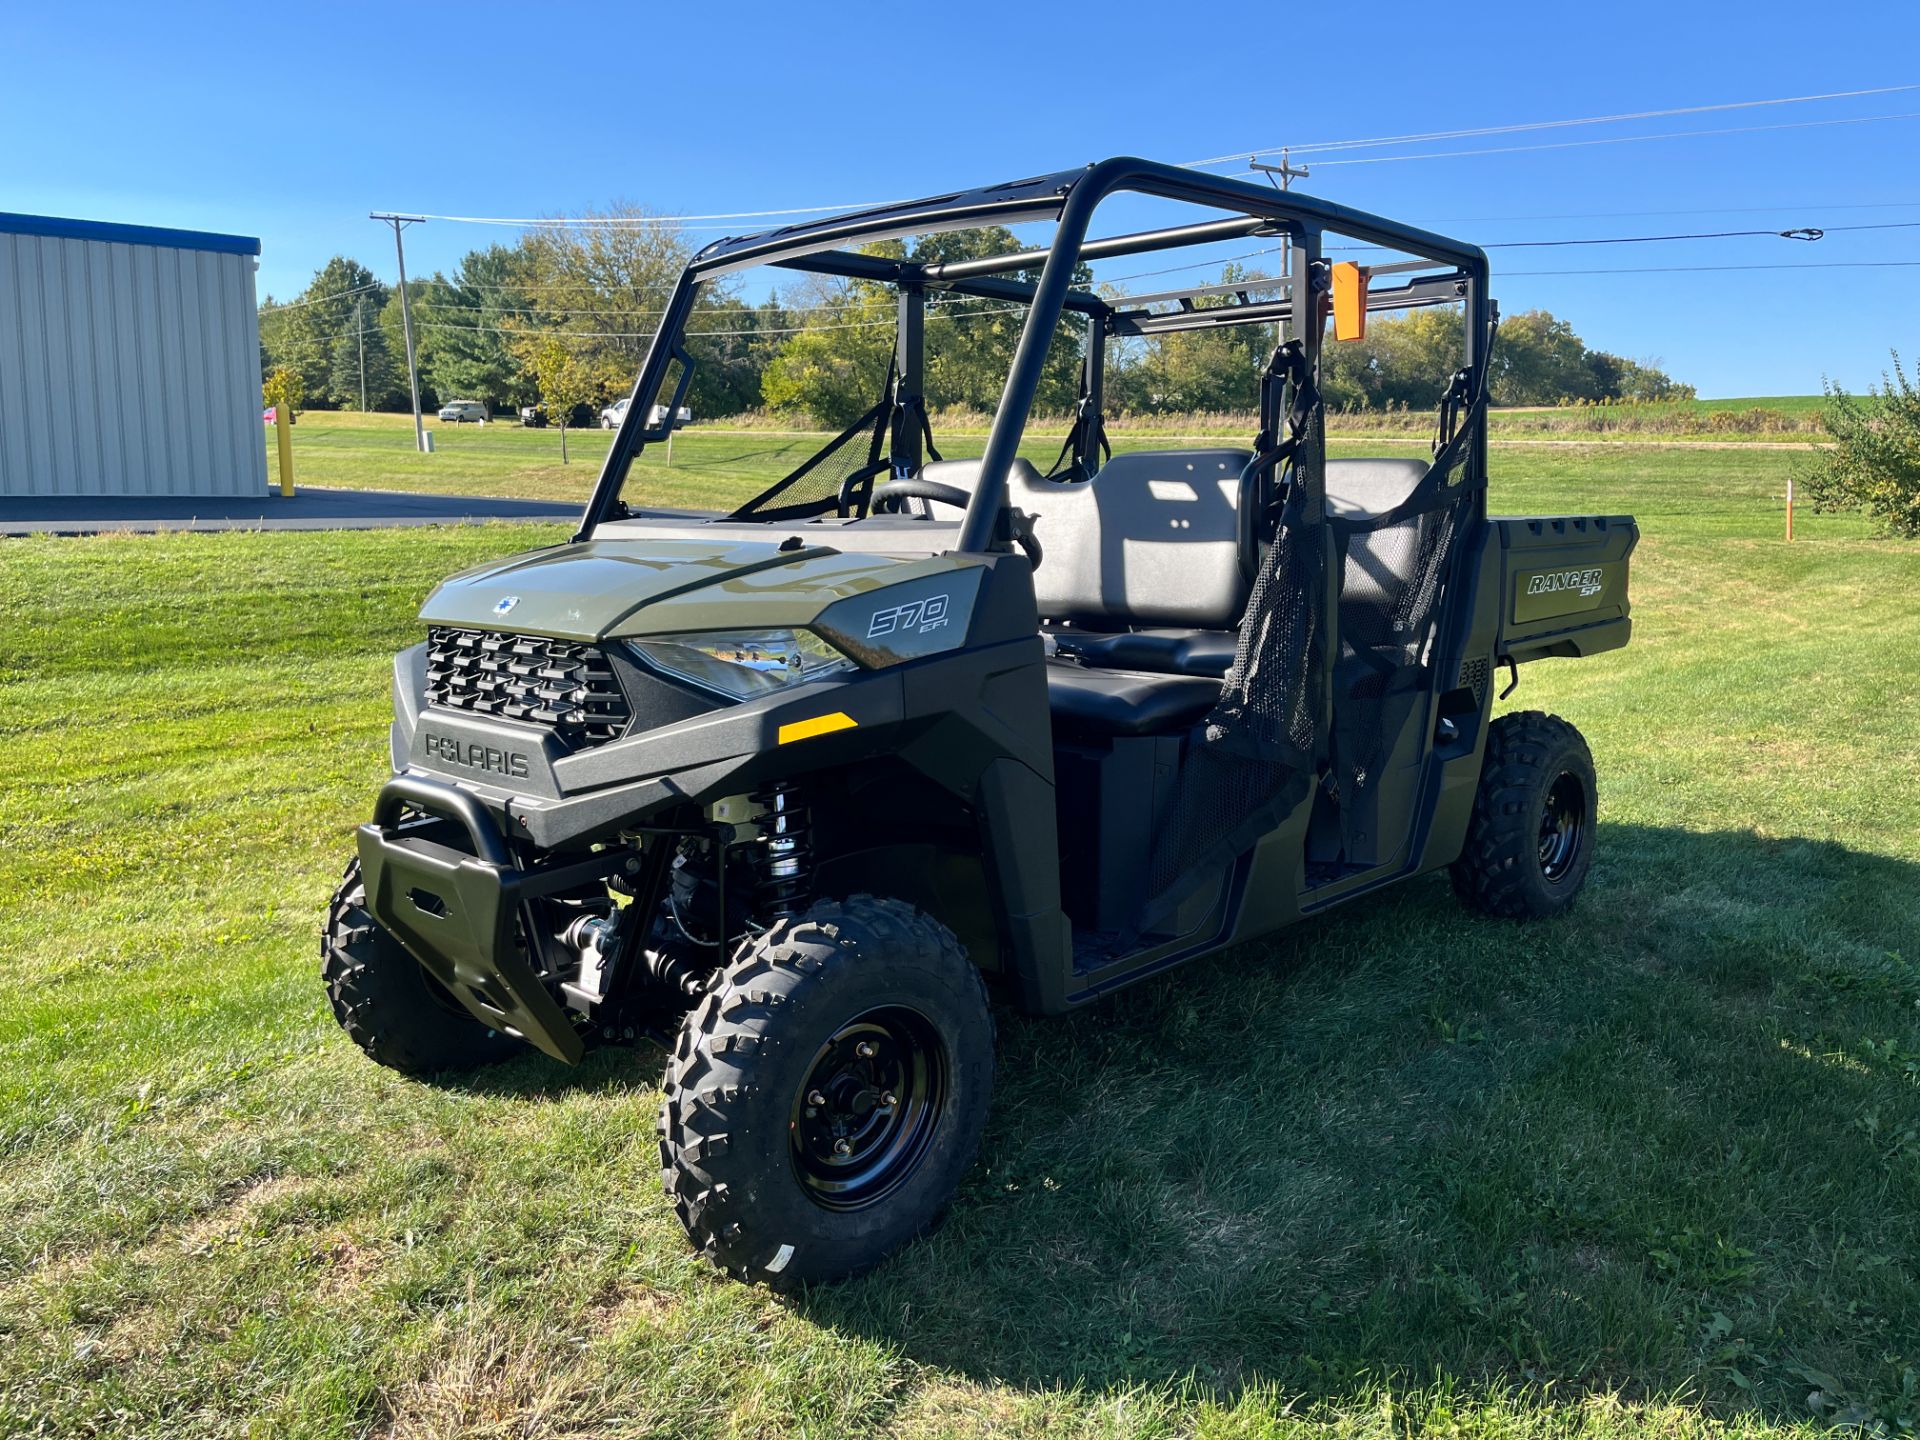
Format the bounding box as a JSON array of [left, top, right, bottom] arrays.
[[1526, 568, 1605, 599]]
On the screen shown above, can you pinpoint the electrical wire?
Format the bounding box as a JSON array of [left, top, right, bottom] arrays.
[[1184, 82, 1920, 166], [395, 201, 913, 227], [1503, 259, 1920, 276], [1231, 110, 1920, 171], [258, 280, 384, 313]]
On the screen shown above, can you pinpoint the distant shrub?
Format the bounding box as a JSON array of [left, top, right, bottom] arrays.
[[1703, 407, 1797, 434], [1802, 353, 1920, 537]]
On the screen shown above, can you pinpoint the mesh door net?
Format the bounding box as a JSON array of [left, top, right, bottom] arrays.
[[1139, 387, 1482, 923], [1325, 419, 1477, 830], [1143, 411, 1328, 909]]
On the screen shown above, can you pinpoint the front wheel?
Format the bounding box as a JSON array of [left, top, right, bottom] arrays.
[[1451, 710, 1597, 919], [321, 858, 523, 1075], [658, 895, 993, 1289]]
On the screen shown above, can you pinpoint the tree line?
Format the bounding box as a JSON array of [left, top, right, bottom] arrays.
[[258, 212, 1692, 425]]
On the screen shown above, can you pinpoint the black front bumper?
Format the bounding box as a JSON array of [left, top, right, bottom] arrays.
[[355, 774, 617, 1063]]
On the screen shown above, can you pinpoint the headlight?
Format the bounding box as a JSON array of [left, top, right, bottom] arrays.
[[628, 629, 856, 701]]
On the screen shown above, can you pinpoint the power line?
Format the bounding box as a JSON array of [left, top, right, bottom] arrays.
[[265, 208, 1920, 330], [1184, 82, 1920, 166], [1244, 110, 1920, 171], [259, 280, 384, 313], [1504, 259, 1920, 276], [1488, 219, 1920, 248], [1432, 199, 1920, 223], [397, 200, 913, 227]]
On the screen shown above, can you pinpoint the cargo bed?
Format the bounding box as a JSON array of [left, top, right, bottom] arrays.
[[1492, 514, 1637, 663]]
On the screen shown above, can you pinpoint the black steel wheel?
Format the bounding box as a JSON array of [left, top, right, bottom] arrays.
[[1451, 710, 1597, 919], [790, 1006, 949, 1211], [658, 895, 993, 1290], [1538, 770, 1588, 883]]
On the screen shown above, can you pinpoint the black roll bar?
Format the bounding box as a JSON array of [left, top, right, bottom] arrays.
[[576, 156, 1491, 546]]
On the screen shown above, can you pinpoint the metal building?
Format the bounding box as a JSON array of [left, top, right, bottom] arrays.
[[0, 213, 266, 498]]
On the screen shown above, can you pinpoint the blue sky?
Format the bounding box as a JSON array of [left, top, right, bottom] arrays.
[[3, 0, 1916, 397]]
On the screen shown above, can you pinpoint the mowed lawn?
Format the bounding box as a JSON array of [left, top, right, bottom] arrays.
[[270, 403, 1828, 511], [3, 437, 1920, 1439]]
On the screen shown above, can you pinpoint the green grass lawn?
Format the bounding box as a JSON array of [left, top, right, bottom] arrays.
[[4, 438, 1919, 1438], [278, 409, 1828, 513]]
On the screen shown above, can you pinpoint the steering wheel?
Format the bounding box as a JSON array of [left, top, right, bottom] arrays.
[[868, 476, 1043, 570], [869, 476, 973, 513]]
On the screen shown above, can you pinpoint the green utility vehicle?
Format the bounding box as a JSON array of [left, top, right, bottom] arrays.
[[323, 159, 1636, 1288]]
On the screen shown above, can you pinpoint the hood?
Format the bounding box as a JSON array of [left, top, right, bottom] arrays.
[[418, 537, 957, 641]]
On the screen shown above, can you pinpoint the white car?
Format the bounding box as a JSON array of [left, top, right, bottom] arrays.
[[437, 400, 488, 424], [600, 397, 692, 430]]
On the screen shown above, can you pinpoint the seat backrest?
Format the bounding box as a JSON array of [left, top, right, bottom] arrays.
[[915, 450, 1255, 627], [1323, 458, 1429, 521], [1017, 449, 1253, 627], [1326, 458, 1449, 645]]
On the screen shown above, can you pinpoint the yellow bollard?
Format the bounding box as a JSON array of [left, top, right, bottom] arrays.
[[274, 404, 295, 497]]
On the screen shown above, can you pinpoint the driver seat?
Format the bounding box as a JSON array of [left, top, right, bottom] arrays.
[[912, 452, 1254, 737], [916, 450, 1254, 660]]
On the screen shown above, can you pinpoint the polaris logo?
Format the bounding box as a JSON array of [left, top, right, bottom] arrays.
[[422, 731, 531, 778], [867, 593, 952, 639], [1526, 568, 1605, 600]]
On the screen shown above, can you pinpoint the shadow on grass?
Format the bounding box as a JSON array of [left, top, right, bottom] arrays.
[[432, 1036, 669, 1101], [793, 822, 1920, 1425]]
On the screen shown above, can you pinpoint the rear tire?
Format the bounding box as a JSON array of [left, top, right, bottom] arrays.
[[658, 895, 993, 1290], [1451, 710, 1597, 919], [321, 858, 523, 1075]]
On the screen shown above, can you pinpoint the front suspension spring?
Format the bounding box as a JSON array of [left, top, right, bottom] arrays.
[[752, 782, 813, 918]]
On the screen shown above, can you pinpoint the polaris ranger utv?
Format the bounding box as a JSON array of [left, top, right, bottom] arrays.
[[323, 159, 1635, 1288]]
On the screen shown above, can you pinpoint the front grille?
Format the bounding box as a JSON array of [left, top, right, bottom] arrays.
[[425, 627, 631, 748]]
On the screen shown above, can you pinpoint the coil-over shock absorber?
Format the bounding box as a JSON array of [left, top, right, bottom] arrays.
[[751, 781, 813, 918]]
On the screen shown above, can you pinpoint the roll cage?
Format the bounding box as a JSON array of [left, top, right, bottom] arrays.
[[576, 156, 1494, 550]]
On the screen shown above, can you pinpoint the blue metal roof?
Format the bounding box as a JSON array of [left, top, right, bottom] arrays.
[[0, 211, 260, 256]]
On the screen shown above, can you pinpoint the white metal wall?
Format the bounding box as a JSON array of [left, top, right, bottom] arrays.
[[0, 231, 266, 498]]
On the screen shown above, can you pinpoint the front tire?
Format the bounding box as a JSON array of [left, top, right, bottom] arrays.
[[321, 858, 523, 1075], [1451, 710, 1597, 918], [658, 895, 993, 1289]]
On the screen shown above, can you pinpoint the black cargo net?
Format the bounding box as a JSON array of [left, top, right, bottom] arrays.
[[1144, 405, 1327, 908]]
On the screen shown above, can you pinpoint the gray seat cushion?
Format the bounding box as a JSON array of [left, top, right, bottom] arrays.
[[1053, 627, 1236, 678], [1046, 663, 1222, 738]]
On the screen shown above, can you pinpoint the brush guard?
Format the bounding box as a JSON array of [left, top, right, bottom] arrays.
[[354, 774, 621, 1063]]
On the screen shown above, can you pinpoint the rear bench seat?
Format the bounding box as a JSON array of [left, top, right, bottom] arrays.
[[915, 452, 1442, 739]]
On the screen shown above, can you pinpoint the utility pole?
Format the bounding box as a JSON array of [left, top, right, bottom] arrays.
[[1250, 149, 1309, 343], [371, 212, 428, 452], [355, 298, 367, 413]]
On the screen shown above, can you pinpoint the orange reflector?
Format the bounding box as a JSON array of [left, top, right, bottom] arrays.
[[777, 711, 858, 745], [1332, 262, 1368, 342]]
